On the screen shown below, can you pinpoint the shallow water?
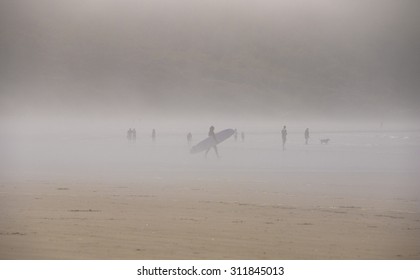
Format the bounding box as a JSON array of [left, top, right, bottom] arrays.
[[1, 128, 419, 183]]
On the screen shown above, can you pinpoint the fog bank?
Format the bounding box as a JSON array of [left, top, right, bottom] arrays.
[[1, 0, 419, 123]]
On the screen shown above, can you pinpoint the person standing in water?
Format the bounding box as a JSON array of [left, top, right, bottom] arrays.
[[281, 125, 287, 151], [127, 128, 132, 141], [187, 132, 192, 145], [132, 128, 136, 142], [205, 126, 219, 158], [152, 129, 156, 142], [241, 131, 245, 142], [304, 128, 309, 145]]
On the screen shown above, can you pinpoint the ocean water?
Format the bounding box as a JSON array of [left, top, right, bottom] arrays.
[[1, 128, 419, 183]]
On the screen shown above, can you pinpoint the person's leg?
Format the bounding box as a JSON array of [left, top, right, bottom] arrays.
[[214, 146, 219, 158]]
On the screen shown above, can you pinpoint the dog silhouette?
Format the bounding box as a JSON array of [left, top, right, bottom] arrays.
[[320, 138, 330, 144]]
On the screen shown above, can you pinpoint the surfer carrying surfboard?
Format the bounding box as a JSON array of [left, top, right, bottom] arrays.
[[190, 127, 233, 155], [205, 126, 219, 158]]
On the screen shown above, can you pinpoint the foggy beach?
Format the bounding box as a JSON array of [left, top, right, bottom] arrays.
[[1, 0, 419, 259]]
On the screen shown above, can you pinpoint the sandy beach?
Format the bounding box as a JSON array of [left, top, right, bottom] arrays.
[[1, 170, 419, 259]]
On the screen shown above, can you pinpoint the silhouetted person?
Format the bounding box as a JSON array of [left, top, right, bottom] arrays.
[[281, 125, 287, 151], [304, 128, 309, 145], [132, 128, 136, 142], [205, 126, 219, 158], [187, 132, 192, 145], [127, 128, 133, 141], [241, 131, 245, 142], [152, 129, 156, 142], [234, 129, 238, 141]]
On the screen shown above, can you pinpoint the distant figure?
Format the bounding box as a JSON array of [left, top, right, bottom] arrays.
[[187, 132, 192, 145], [304, 128, 309, 145], [127, 128, 133, 141], [281, 125, 287, 151], [241, 131, 245, 142], [152, 129, 156, 142], [234, 129, 238, 141], [205, 126, 219, 158], [132, 128, 137, 142]]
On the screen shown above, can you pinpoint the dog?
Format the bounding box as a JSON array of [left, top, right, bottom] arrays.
[[320, 138, 330, 144]]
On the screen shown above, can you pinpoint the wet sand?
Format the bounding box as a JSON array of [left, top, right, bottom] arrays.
[[1, 171, 419, 259]]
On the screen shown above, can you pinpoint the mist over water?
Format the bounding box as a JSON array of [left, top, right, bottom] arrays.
[[1, 0, 420, 184], [1, 0, 420, 121], [2, 123, 419, 188]]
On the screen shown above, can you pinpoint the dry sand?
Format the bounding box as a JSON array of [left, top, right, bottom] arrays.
[[1, 171, 419, 259]]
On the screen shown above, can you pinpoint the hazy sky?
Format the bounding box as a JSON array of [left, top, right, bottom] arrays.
[[1, 0, 419, 123]]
